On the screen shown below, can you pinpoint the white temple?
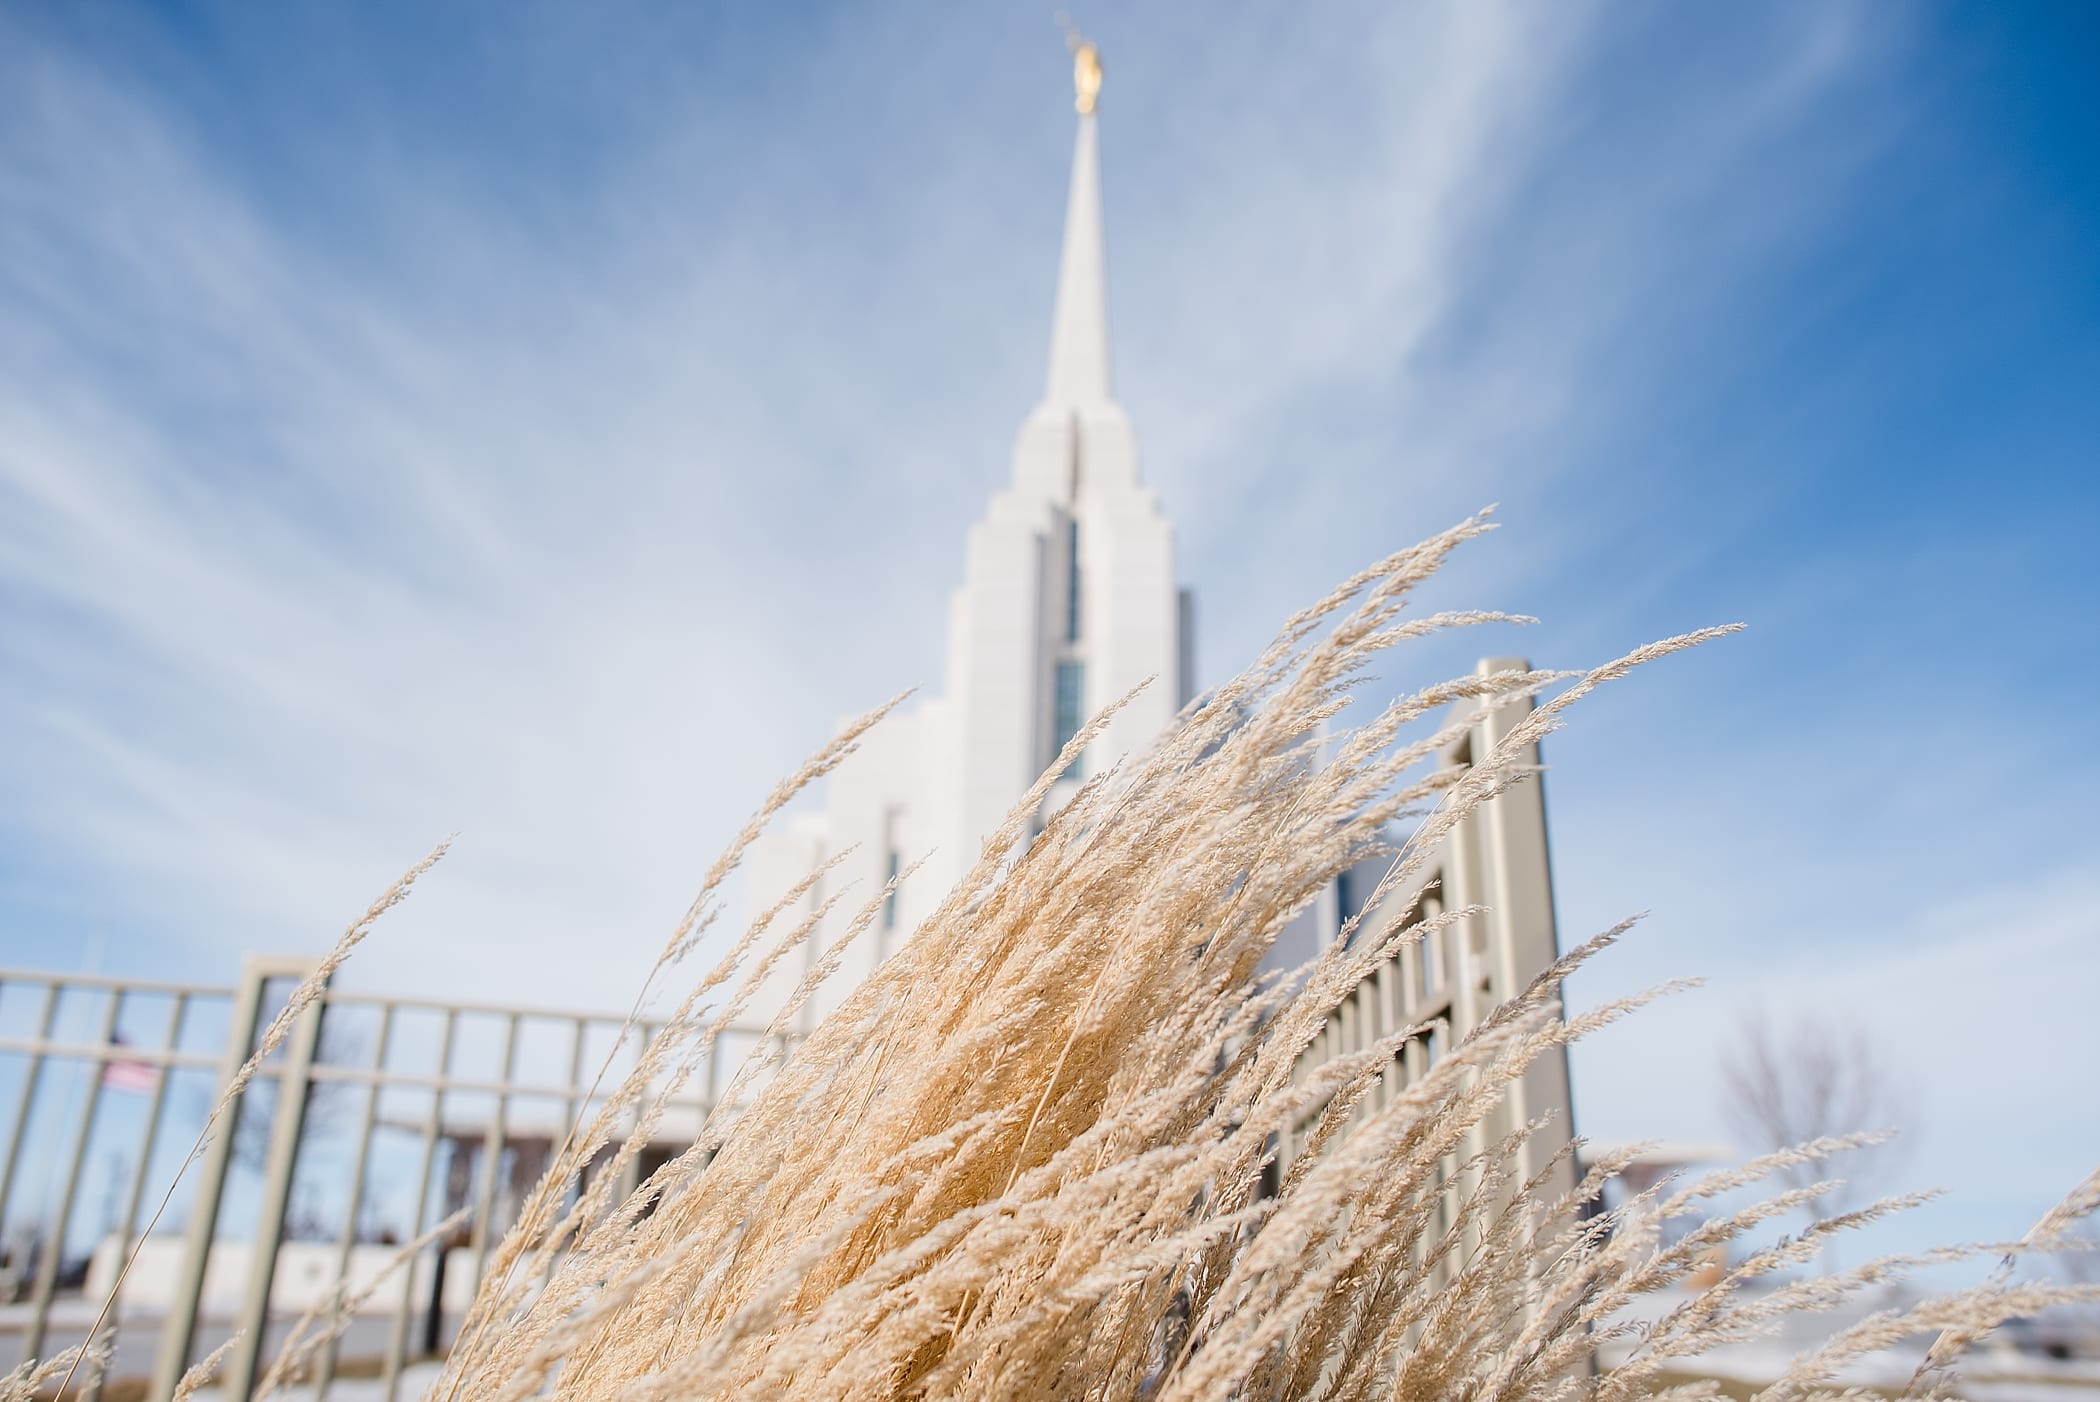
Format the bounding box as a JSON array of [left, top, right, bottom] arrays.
[[747, 42, 1192, 1030], [747, 52, 1577, 1218]]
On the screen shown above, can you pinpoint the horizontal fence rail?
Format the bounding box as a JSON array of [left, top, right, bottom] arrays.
[[0, 959, 787, 1401]]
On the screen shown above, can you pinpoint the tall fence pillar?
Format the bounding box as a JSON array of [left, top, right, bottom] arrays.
[[149, 956, 321, 1402], [221, 964, 325, 1402]]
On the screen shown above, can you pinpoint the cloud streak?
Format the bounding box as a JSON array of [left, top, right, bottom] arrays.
[[1, 0, 2092, 1240]]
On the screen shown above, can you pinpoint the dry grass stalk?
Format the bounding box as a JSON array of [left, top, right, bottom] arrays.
[[169, 1334, 241, 1402], [0, 1340, 104, 1402], [420, 515, 2093, 1399], [41, 839, 453, 1402], [248, 1207, 474, 1400], [33, 515, 2094, 1400]]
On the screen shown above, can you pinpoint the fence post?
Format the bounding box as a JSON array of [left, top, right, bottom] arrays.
[[220, 961, 325, 1401], [18, 989, 123, 1364], [82, 992, 188, 1402], [381, 1010, 455, 1402], [313, 1005, 393, 1400], [0, 982, 61, 1296], [462, 1013, 519, 1310], [149, 957, 310, 1401]]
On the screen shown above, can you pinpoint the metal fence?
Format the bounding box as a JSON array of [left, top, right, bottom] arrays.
[[0, 957, 777, 1401]]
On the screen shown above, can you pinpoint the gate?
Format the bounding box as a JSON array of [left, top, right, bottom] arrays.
[[0, 956, 774, 1400]]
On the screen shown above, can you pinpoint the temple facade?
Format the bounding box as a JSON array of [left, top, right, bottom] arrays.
[[746, 43, 1190, 1031], [748, 49, 1577, 1214]]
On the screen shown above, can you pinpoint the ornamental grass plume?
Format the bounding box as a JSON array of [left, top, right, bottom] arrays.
[[26, 513, 2095, 1402]]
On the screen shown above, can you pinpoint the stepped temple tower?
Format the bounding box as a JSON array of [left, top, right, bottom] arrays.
[[748, 41, 1192, 1028], [749, 46, 1577, 1219]]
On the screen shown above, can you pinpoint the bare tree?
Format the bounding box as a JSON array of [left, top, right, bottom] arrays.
[[1719, 1011, 1915, 1269], [202, 1017, 367, 1173], [2054, 1223, 2100, 1287]]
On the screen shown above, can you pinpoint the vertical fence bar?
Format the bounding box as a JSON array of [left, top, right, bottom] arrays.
[[561, 1017, 587, 1157], [381, 1011, 454, 1402], [82, 993, 188, 1402], [561, 1017, 586, 1140], [536, 1017, 588, 1296], [0, 981, 62, 1289], [19, 989, 123, 1364], [313, 1006, 393, 1402], [1374, 957, 1397, 1111], [614, 1023, 656, 1208], [463, 1014, 518, 1308], [220, 968, 325, 1402], [703, 1027, 721, 1121], [152, 962, 272, 1402]]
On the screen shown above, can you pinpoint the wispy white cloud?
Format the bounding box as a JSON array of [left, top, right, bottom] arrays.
[[0, 0, 2089, 1245], [1134, 1, 1906, 667], [0, 1, 1637, 1004], [0, 28, 856, 1000]]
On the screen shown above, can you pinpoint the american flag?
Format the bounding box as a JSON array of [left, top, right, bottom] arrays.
[[101, 1033, 160, 1093]]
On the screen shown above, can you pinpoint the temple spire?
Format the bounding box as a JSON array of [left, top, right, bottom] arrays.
[[1044, 40, 1111, 409]]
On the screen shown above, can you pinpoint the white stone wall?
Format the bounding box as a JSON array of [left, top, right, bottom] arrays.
[[83, 1235, 474, 1317], [741, 105, 1188, 1029]]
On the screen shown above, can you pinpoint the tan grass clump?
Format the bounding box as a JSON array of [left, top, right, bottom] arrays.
[[27, 514, 2095, 1401]]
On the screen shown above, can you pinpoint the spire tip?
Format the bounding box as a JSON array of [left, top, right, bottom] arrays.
[[1073, 41, 1101, 115], [1057, 17, 1102, 115]]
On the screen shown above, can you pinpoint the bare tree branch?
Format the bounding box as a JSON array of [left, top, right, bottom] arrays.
[[1718, 1010, 1916, 1259]]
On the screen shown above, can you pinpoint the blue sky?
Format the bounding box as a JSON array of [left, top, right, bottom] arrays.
[[2, 1, 2096, 1261]]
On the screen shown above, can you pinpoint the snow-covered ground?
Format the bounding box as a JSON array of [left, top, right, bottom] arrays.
[[18, 1286, 2096, 1399], [185, 1360, 445, 1402], [1599, 1285, 2100, 1401]]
